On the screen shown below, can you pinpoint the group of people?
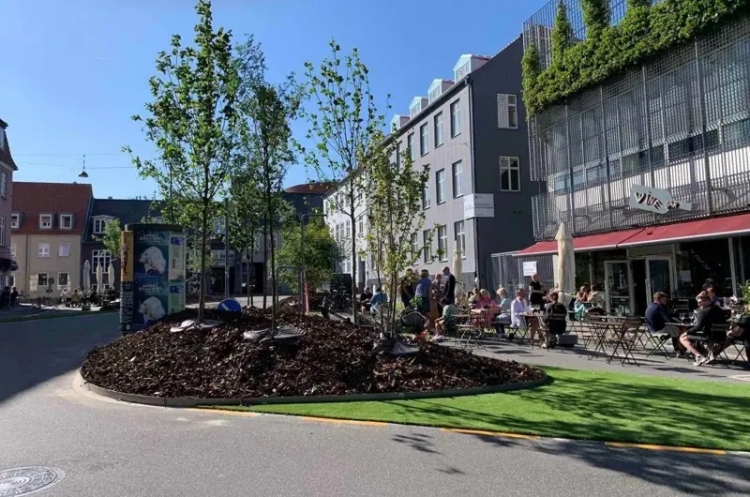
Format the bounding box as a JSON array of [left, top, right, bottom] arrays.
[[646, 284, 748, 366]]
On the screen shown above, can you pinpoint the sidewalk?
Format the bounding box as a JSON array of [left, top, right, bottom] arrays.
[[444, 338, 750, 384]]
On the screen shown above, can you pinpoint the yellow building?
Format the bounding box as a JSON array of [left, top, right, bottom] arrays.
[[10, 182, 93, 298]]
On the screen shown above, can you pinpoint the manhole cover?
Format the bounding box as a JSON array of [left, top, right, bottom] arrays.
[[0, 467, 64, 496]]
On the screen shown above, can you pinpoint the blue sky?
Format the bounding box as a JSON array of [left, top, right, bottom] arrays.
[[4, 0, 548, 199]]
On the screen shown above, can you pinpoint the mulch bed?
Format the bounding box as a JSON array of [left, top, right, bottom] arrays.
[[277, 293, 326, 312], [80, 308, 545, 399]]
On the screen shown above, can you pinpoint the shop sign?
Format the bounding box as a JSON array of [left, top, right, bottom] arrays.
[[629, 185, 692, 215], [464, 193, 494, 219]]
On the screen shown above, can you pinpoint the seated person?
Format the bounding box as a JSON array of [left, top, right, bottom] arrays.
[[542, 291, 568, 348], [433, 298, 458, 342], [679, 292, 727, 366], [645, 291, 683, 357], [369, 287, 387, 316], [494, 287, 512, 335], [359, 287, 373, 313]]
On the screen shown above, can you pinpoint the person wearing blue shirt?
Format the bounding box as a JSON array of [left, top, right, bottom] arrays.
[[415, 270, 432, 313], [370, 287, 387, 315], [645, 291, 682, 356]]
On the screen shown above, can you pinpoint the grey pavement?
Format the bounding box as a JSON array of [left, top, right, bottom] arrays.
[[2, 315, 750, 496], [445, 335, 750, 383]]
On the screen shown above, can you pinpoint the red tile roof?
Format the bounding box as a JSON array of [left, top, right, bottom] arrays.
[[12, 182, 93, 236], [0, 119, 17, 171]]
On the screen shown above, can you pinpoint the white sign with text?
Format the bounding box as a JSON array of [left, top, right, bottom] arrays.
[[628, 185, 692, 215], [463, 193, 495, 219]]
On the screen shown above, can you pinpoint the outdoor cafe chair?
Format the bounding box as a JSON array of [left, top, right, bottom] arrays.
[[646, 323, 682, 360], [456, 314, 486, 351], [603, 316, 643, 366]]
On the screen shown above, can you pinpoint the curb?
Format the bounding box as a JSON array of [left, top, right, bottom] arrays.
[[79, 372, 550, 407]]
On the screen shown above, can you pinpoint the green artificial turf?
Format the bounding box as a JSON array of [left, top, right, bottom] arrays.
[[211, 367, 750, 451]]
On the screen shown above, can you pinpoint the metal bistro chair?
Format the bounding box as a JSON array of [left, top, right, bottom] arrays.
[[605, 316, 643, 366], [456, 314, 485, 350]]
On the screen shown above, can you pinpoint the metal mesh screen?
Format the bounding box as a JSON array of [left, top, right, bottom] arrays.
[[528, 18, 750, 240], [490, 253, 555, 293]]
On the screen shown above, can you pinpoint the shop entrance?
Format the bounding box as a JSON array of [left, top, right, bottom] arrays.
[[604, 261, 633, 315]]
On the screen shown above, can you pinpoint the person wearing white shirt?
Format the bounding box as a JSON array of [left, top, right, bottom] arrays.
[[511, 289, 529, 329]]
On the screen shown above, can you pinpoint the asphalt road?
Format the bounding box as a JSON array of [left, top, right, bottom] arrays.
[[2, 314, 750, 497]]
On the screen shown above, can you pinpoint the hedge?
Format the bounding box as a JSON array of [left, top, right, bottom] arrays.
[[522, 0, 750, 117]]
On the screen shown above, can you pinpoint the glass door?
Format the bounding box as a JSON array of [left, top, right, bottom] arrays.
[[646, 256, 673, 300], [604, 261, 633, 315]]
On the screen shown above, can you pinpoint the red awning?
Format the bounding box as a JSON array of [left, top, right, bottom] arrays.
[[515, 228, 646, 256], [618, 212, 750, 247]]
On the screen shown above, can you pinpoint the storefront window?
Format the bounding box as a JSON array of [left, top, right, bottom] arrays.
[[590, 250, 628, 288], [678, 239, 733, 298]]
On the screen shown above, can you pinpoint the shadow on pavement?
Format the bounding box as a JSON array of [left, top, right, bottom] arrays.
[[0, 313, 121, 405]]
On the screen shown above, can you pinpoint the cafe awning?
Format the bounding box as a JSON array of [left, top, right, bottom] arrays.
[[617, 212, 750, 247], [515, 228, 646, 256]]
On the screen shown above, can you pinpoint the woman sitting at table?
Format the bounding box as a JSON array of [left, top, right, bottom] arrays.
[[510, 289, 529, 340], [472, 289, 498, 328], [543, 291, 568, 348], [495, 287, 513, 336]]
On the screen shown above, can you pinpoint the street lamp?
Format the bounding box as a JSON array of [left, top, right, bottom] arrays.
[[78, 154, 89, 178]]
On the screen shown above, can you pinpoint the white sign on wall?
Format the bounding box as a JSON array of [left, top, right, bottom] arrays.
[[522, 261, 537, 277], [629, 185, 692, 215], [464, 193, 495, 219]]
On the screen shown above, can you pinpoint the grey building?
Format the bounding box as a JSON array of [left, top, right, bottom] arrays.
[[511, 0, 750, 315], [327, 36, 538, 291]]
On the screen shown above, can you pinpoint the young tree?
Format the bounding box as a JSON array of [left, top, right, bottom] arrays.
[[298, 39, 387, 319], [96, 219, 122, 260], [124, 0, 241, 320], [363, 131, 431, 331], [227, 167, 264, 307], [551, 0, 574, 65], [276, 216, 339, 294]]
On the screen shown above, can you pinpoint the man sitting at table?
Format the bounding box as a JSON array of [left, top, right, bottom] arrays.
[[542, 292, 567, 348], [645, 291, 684, 358], [679, 292, 727, 366]]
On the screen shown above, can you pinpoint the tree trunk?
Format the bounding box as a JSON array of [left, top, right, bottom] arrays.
[[199, 208, 208, 322], [246, 242, 253, 308], [262, 222, 268, 309], [266, 180, 277, 331]]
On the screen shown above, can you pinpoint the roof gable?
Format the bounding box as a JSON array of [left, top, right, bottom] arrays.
[[12, 182, 93, 235]]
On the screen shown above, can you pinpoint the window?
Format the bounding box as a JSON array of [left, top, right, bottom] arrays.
[[454, 221, 466, 258], [499, 156, 521, 192], [452, 160, 463, 197], [0, 216, 4, 247], [434, 113, 444, 147], [436, 169, 446, 204], [92, 249, 112, 273], [38, 243, 50, 258], [407, 133, 415, 160], [37, 273, 48, 287], [93, 217, 112, 235], [10, 213, 19, 229], [420, 123, 429, 156], [0, 171, 6, 198], [455, 62, 470, 81], [423, 229, 431, 263], [357, 216, 364, 236], [450, 100, 461, 137], [437, 225, 448, 261], [410, 232, 418, 258], [497, 94, 519, 129], [58, 243, 70, 257], [58, 272, 69, 288], [59, 214, 73, 229], [422, 178, 431, 209], [39, 214, 52, 229], [396, 141, 402, 168]]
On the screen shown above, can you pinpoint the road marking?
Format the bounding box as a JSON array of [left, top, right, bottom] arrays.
[[301, 416, 387, 427], [440, 428, 541, 440], [605, 442, 726, 455], [204, 419, 229, 426], [185, 408, 260, 418]]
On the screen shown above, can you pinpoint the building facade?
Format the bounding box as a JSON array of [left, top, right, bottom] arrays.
[[513, 1, 750, 315], [0, 119, 18, 288], [10, 182, 93, 297], [326, 36, 538, 291]]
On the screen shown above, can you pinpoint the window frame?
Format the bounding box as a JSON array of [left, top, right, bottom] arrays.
[[452, 160, 463, 198], [59, 214, 73, 230], [39, 214, 53, 229], [0, 171, 6, 198], [450, 100, 461, 137], [57, 272, 70, 288], [436, 169, 446, 204], [434, 112, 444, 147], [58, 243, 71, 257], [407, 133, 415, 161], [422, 229, 432, 263], [37, 273, 49, 287], [437, 225, 448, 262], [422, 175, 431, 210], [497, 94, 519, 130], [419, 123, 429, 156], [92, 249, 112, 274], [38, 243, 50, 258], [499, 156, 521, 192], [10, 213, 19, 229], [454, 220, 466, 259]]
